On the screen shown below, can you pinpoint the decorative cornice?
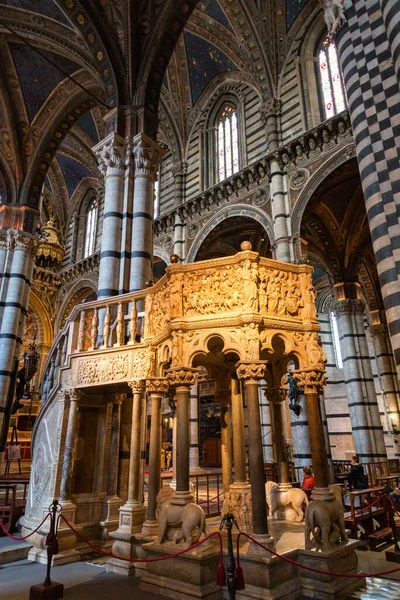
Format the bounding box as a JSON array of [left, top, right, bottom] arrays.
[[236, 360, 267, 383], [146, 377, 169, 394], [59, 252, 99, 285]]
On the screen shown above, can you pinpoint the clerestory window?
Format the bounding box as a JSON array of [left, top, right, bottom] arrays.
[[217, 104, 239, 182], [318, 38, 346, 119], [83, 198, 97, 258]]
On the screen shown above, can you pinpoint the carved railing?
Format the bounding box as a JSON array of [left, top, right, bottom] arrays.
[[59, 252, 100, 285], [155, 110, 352, 235]]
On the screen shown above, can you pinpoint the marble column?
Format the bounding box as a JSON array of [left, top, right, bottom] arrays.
[[333, 297, 387, 461], [93, 133, 126, 299], [231, 377, 246, 483], [130, 134, 165, 292], [267, 389, 290, 488], [142, 378, 168, 536], [108, 382, 147, 573], [370, 323, 400, 459], [294, 370, 331, 499], [259, 385, 274, 463], [101, 393, 125, 532], [172, 161, 187, 208], [0, 231, 38, 471], [236, 362, 274, 546], [167, 367, 199, 506], [219, 390, 233, 494], [289, 391, 312, 476], [189, 382, 202, 473], [59, 390, 81, 504], [260, 98, 291, 262]]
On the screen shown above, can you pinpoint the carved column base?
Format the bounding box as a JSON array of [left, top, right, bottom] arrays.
[[114, 502, 147, 535], [140, 540, 222, 600], [141, 519, 159, 537], [311, 487, 335, 502], [246, 533, 275, 556], [170, 490, 194, 506], [99, 496, 123, 540], [234, 547, 301, 600], [224, 482, 253, 532], [276, 482, 292, 492], [299, 540, 363, 600], [107, 530, 150, 577]]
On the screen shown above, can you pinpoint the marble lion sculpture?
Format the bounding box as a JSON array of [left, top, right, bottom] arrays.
[[157, 501, 207, 548], [305, 498, 348, 550], [265, 481, 309, 522]]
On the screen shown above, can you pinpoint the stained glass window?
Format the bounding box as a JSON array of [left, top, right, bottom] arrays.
[[83, 198, 97, 258], [217, 104, 239, 182], [319, 38, 346, 119]]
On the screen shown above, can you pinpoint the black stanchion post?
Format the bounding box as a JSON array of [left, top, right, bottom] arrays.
[[220, 513, 238, 600], [30, 499, 64, 600]]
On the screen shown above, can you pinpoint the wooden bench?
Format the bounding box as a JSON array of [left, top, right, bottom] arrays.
[[368, 527, 393, 550], [0, 483, 25, 534]]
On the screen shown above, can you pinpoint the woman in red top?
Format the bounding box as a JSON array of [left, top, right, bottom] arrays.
[[301, 466, 315, 499]]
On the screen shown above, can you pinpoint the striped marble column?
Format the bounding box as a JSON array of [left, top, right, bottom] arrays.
[[381, 0, 400, 84], [130, 134, 164, 292], [173, 212, 186, 262], [336, 5, 400, 377], [172, 161, 187, 208], [0, 230, 37, 470], [94, 133, 126, 299], [370, 323, 400, 459], [261, 98, 291, 262], [189, 382, 201, 472], [259, 385, 274, 462], [333, 298, 387, 461], [290, 391, 312, 475]]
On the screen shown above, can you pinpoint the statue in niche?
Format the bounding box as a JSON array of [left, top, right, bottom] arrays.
[[286, 372, 302, 416], [241, 323, 260, 360]]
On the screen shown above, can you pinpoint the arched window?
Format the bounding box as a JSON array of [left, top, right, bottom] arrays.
[[83, 198, 97, 258], [217, 104, 239, 182], [154, 174, 160, 219], [318, 38, 346, 119], [330, 311, 343, 368]]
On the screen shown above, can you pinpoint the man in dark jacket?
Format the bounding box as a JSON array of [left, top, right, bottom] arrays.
[[348, 455, 368, 490]]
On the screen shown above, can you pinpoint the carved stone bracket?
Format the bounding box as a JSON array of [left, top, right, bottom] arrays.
[[129, 380, 146, 394], [319, 0, 346, 38], [259, 98, 282, 123], [64, 388, 82, 403], [292, 369, 326, 392], [146, 377, 169, 395], [166, 367, 200, 390], [112, 392, 126, 405], [369, 323, 388, 338], [236, 361, 267, 384]]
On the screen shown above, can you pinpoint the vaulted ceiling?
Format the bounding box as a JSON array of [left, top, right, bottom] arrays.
[[0, 0, 315, 223]]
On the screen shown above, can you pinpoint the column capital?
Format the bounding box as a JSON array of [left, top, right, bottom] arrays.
[[93, 131, 125, 176], [236, 360, 267, 383], [263, 387, 286, 404], [146, 377, 169, 395], [330, 298, 365, 316], [172, 160, 188, 179], [369, 323, 388, 338], [64, 388, 82, 403], [111, 392, 126, 405], [7, 230, 38, 256], [133, 133, 165, 179], [292, 369, 326, 392], [259, 98, 281, 122], [129, 380, 146, 394], [166, 367, 200, 390]]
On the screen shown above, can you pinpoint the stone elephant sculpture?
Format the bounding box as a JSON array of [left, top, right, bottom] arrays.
[[305, 498, 348, 550], [157, 501, 207, 548]]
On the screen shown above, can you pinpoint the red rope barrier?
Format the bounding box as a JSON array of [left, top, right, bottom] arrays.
[[352, 495, 384, 517], [58, 514, 223, 564], [0, 513, 51, 541], [236, 531, 400, 578]]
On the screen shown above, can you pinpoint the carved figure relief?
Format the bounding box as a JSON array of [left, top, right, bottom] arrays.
[[182, 265, 244, 315], [222, 491, 253, 532], [77, 353, 129, 384]]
